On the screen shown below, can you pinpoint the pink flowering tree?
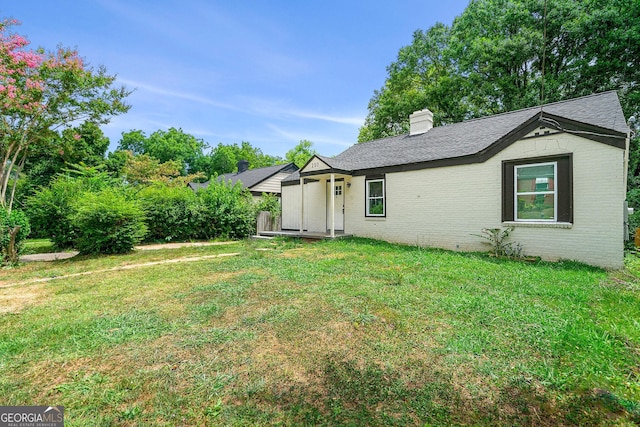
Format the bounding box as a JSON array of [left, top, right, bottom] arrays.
[[0, 18, 131, 211]]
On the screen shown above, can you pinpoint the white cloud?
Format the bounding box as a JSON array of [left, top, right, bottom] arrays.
[[119, 79, 238, 110], [285, 110, 364, 126]]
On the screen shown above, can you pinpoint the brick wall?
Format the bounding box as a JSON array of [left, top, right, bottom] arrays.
[[345, 133, 625, 269]]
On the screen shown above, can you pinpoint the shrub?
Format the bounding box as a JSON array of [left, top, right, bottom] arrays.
[[25, 172, 113, 248], [73, 188, 147, 255], [198, 180, 255, 239], [254, 193, 281, 231], [474, 226, 524, 258], [254, 193, 280, 217], [138, 185, 207, 242], [0, 209, 31, 265]]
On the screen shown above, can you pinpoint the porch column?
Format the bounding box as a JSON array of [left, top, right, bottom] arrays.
[[299, 177, 304, 233], [330, 173, 335, 238]]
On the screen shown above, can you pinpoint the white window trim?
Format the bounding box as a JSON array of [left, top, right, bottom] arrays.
[[366, 178, 385, 217], [514, 161, 557, 222]]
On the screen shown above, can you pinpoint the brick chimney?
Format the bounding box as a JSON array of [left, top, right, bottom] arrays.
[[237, 160, 249, 173], [409, 108, 433, 135]]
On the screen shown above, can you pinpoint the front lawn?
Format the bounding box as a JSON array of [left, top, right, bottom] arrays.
[[1, 238, 638, 425]]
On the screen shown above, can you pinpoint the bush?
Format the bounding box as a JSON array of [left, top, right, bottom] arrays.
[[73, 189, 147, 255], [138, 185, 207, 242], [254, 193, 281, 217], [198, 180, 255, 239], [25, 173, 113, 249], [0, 209, 31, 265]]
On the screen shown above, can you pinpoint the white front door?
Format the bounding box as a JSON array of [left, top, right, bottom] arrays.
[[326, 182, 344, 231]]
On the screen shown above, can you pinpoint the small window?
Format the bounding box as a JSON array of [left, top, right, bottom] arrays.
[[335, 185, 342, 196], [366, 178, 385, 216], [515, 162, 557, 221]]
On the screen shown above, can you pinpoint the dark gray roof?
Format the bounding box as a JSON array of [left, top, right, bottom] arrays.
[[190, 162, 298, 190], [219, 162, 298, 187], [284, 91, 628, 182], [187, 181, 209, 190]]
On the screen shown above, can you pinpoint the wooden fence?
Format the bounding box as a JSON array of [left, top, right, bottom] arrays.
[[257, 211, 281, 234]]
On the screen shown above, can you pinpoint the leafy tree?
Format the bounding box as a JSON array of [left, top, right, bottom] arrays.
[[117, 128, 207, 174], [285, 140, 316, 168], [104, 149, 129, 178], [358, 0, 639, 141], [117, 129, 146, 156], [206, 141, 283, 176], [59, 122, 110, 166], [0, 18, 130, 210], [121, 151, 204, 186], [15, 122, 110, 204]]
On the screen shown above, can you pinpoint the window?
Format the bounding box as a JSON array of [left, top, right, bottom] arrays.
[[335, 185, 342, 196], [515, 162, 556, 221], [502, 155, 572, 223], [366, 178, 385, 216]]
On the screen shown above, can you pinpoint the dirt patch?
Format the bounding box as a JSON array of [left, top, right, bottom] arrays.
[[0, 285, 48, 314]]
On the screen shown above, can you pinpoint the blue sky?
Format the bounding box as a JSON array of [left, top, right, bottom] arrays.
[[3, 1, 469, 157]]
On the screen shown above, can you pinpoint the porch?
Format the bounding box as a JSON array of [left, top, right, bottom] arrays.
[[256, 230, 352, 240]]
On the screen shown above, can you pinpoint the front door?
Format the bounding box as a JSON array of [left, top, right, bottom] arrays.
[[326, 181, 344, 231]]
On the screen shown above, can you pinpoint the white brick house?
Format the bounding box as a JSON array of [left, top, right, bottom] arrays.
[[280, 92, 631, 269]]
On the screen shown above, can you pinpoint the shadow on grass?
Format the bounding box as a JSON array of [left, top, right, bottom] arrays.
[[223, 352, 638, 426]]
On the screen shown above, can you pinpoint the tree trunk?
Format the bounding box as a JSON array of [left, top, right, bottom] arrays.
[[6, 225, 20, 264], [7, 149, 28, 213]]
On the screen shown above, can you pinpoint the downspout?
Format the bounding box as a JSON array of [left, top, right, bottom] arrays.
[[624, 122, 632, 241], [624, 128, 630, 191]]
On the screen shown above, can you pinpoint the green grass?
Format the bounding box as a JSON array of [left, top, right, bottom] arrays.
[[22, 238, 56, 254], [1, 237, 639, 425]]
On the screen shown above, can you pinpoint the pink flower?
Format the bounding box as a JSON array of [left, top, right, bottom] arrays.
[[73, 134, 81, 140]]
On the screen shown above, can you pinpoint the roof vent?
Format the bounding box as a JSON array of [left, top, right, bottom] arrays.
[[237, 160, 249, 173], [409, 108, 433, 135]]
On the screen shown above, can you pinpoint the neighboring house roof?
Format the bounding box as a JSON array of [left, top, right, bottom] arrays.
[[187, 181, 209, 191], [284, 91, 629, 182], [189, 162, 299, 192], [218, 162, 298, 188]]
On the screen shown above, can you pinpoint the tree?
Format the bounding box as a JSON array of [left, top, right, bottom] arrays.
[[206, 141, 283, 176], [285, 140, 316, 168], [0, 18, 130, 211], [121, 151, 203, 186], [12, 122, 111, 207], [117, 128, 208, 175], [358, 0, 639, 141]]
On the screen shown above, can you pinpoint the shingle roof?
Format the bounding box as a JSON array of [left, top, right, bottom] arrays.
[[284, 91, 628, 182], [191, 162, 298, 190], [218, 162, 298, 188]]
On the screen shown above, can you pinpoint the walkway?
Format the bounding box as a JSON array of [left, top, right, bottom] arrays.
[[19, 241, 238, 263]]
